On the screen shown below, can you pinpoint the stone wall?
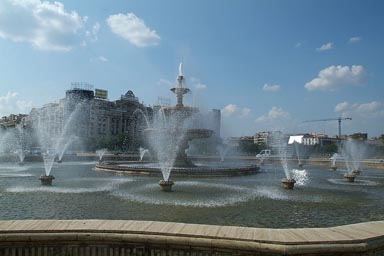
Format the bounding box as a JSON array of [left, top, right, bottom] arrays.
[[0, 220, 384, 256]]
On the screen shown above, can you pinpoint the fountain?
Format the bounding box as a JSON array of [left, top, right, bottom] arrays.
[[280, 158, 296, 189], [39, 151, 56, 185], [272, 134, 302, 189], [330, 153, 338, 170], [55, 136, 76, 163], [139, 147, 149, 161], [133, 109, 151, 128], [144, 62, 216, 191], [288, 135, 304, 167], [217, 144, 229, 162], [0, 128, 27, 165], [32, 102, 84, 183], [53, 104, 83, 163], [96, 63, 258, 189], [159, 179, 175, 192], [341, 138, 367, 182], [343, 173, 356, 182], [14, 124, 27, 165], [281, 177, 296, 189], [15, 149, 25, 166], [96, 148, 107, 163]]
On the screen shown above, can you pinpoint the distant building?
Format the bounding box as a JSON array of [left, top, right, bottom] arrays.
[[302, 133, 339, 146], [0, 114, 27, 129], [302, 133, 323, 146], [254, 131, 269, 145], [25, 85, 221, 151], [349, 133, 368, 141]]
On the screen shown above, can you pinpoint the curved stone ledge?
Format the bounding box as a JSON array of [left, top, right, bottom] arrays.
[[95, 161, 259, 177], [0, 220, 384, 255]]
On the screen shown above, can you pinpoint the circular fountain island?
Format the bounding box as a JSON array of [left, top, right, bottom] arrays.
[[343, 173, 356, 183], [281, 178, 296, 189], [96, 64, 259, 191]]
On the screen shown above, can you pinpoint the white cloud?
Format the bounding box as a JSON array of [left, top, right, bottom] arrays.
[[190, 77, 207, 90], [353, 101, 381, 113], [304, 65, 364, 91], [255, 106, 290, 123], [0, 0, 85, 51], [254, 106, 294, 132], [190, 77, 199, 83], [86, 22, 100, 42], [316, 42, 333, 51], [98, 56, 108, 62], [335, 101, 383, 118], [222, 104, 238, 117], [333, 101, 384, 136], [335, 101, 349, 112], [349, 36, 361, 43], [262, 83, 280, 92], [90, 56, 108, 63], [0, 92, 33, 116], [240, 107, 251, 117], [195, 83, 207, 90], [221, 104, 250, 118], [157, 78, 173, 86], [106, 13, 160, 47]]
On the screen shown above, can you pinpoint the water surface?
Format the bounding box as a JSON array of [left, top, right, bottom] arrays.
[[1, 161, 383, 228]]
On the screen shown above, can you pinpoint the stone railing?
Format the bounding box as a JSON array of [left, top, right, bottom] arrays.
[[1, 220, 384, 255]]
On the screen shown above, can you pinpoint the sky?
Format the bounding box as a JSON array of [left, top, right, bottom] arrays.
[[0, 0, 383, 138]]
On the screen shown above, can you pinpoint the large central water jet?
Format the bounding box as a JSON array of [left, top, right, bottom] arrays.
[[145, 63, 213, 191]]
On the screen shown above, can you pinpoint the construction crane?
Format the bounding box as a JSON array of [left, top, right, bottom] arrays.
[[303, 117, 352, 140]]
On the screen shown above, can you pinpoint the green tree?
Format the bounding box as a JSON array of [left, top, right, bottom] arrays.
[[238, 140, 265, 155]]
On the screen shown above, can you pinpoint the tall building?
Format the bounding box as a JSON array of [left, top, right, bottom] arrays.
[[254, 131, 270, 145], [26, 86, 152, 151]]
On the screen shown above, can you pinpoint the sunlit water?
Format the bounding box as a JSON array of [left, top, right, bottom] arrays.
[[1, 161, 384, 228]]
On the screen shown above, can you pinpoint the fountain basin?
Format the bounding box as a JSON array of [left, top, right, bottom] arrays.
[[281, 178, 296, 189], [344, 173, 356, 183], [95, 161, 259, 177], [145, 128, 213, 141], [159, 180, 174, 192], [39, 175, 55, 186]]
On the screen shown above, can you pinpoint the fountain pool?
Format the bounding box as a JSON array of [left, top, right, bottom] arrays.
[[1, 161, 384, 228]]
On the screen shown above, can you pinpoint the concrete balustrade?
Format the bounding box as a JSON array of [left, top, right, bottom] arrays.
[[0, 220, 384, 255]]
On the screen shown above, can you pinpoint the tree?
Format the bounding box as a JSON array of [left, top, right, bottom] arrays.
[[238, 140, 264, 155]]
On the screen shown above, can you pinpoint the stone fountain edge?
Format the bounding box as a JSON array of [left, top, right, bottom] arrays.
[[0, 220, 384, 255]]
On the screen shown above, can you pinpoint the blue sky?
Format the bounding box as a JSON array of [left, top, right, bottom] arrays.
[[0, 0, 383, 137]]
